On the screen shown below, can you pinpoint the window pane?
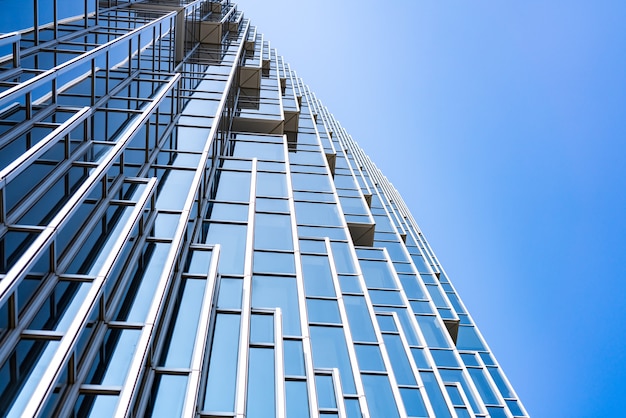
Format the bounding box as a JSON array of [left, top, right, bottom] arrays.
[[301, 255, 336, 297], [309, 326, 355, 394], [252, 275, 301, 336], [254, 213, 293, 250], [343, 296, 376, 342], [382, 334, 417, 386], [361, 374, 400, 418], [354, 344, 386, 372], [284, 340, 305, 376], [204, 223, 247, 275], [247, 348, 275, 418], [315, 374, 337, 409], [148, 374, 187, 417], [253, 251, 295, 274], [286, 381, 310, 418], [307, 298, 341, 324], [204, 314, 240, 412], [360, 260, 396, 289]]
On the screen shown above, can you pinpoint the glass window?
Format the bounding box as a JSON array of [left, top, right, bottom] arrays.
[[255, 197, 290, 213], [204, 223, 247, 275], [369, 290, 403, 306], [438, 369, 481, 414], [148, 374, 187, 417], [256, 172, 288, 197], [382, 334, 417, 386], [286, 381, 310, 418], [344, 399, 362, 418], [410, 348, 431, 369], [415, 315, 451, 348], [185, 249, 212, 275], [299, 239, 327, 254], [330, 241, 357, 274], [456, 326, 485, 351], [338, 275, 362, 294], [487, 366, 514, 399], [214, 171, 251, 202], [315, 374, 337, 409], [309, 326, 356, 394], [233, 140, 284, 161], [291, 172, 333, 192], [254, 213, 293, 250], [87, 329, 140, 386], [398, 274, 426, 300], [375, 307, 420, 346], [246, 348, 275, 418], [284, 340, 305, 376], [343, 296, 376, 342], [295, 202, 342, 226], [420, 371, 452, 418], [307, 299, 341, 324], [301, 255, 336, 297], [252, 275, 300, 336], [204, 314, 240, 412], [360, 260, 396, 289], [250, 314, 274, 344], [361, 374, 400, 418], [160, 278, 205, 368], [467, 368, 500, 405], [410, 300, 434, 314], [253, 251, 295, 274], [400, 388, 428, 418], [297, 226, 347, 240], [376, 314, 398, 333], [217, 278, 242, 309], [431, 349, 459, 368], [446, 385, 464, 406], [207, 202, 249, 221], [354, 344, 386, 372], [74, 394, 119, 418]]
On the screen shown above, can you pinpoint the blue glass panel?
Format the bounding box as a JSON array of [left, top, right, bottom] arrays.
[[284, 340, 305, 376], [208, 202, 249, 221], [155, 169, 195, 210], [344, 399, 362, 418], [369, 290, 403, 306], [376, 314, 398, 333], [360, 260, 396, 289], [148, 374, 187, 417], [186, 249, 212, 275], [375, 307, 420, 346], [410, 348, 431, 369], [299, 239, 327, 254], [253, 251, 296, 274], [414, 315, 451, 348], [398, 274, 426, 299], [468, 368, 500, 405], [400, 388, 428, 418], [214, 171, 251, 202], [204, 314, 240, 412], [255, 197, 290, 213], [382, 334, 417, 385], [338, 275, 362, 294], [291, 173, 333, 192], [315, 374, 337, 409], [330, 241, 357, 274], [438, 369, 481, 413], [218, 278, 243, 309], [456, 408, 472, 418], [74, 394, 119, 418], [456, 326, 486, 351], [286, 381, 310, 418], [252, 275, 301, 336], [256, 172, 288, 197], [307, 299, 341, 324], [361, 374, 400, 418], [420, 371, 452, 418], [204, 223, 247, 275], [487, 367, 514, 398], [506, 399, 525, 416], [431, 349, 459, 368], [446, 385, 464, 405], [254, 213, 293, 250], [343, 296, 376, 342], [301, 255, 336, 297], [487, 407, 508, 417], [250, 314, 274, 344], [354, 344, 386, 372], [298, 226, 347, 240], [246, 348, 275, 418], [460, 353, 481, 367], [425, 284, 449, 308], [309, 326, 356, 394], [87, 329, 141, 386], [410, 300, 434, 314], [161, 278, 205, 367], [295, 202, 342, 226]]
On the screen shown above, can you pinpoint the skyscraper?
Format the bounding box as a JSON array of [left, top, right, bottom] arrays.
[[0, 0, 528, 417]]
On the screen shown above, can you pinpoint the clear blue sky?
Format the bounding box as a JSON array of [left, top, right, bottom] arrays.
[[238, 1, 626, 416]]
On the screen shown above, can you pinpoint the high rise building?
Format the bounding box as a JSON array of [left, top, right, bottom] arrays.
[[0, 1, 528, 417]]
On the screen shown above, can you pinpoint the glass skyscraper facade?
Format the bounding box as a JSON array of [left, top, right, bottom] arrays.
[[0, 1, 528, 417]]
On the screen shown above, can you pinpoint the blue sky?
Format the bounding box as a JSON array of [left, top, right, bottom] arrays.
[[237, 1, 626, 416]]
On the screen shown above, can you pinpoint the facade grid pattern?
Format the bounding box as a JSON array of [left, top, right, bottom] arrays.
[[0, 1, 528, 417]]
